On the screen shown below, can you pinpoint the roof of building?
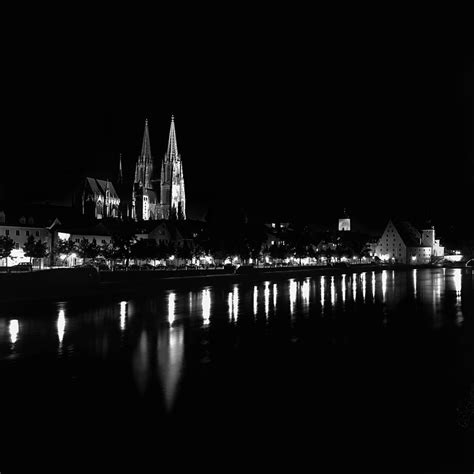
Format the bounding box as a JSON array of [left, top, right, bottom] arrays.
[[85, 177, 120, 199], [391, 220, 421, 247]]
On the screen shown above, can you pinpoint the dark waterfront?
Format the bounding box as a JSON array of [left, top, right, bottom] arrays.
[[1, 268, 473, 471]]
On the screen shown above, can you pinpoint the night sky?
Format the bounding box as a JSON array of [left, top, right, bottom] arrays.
[[2, 12, 472, 231]]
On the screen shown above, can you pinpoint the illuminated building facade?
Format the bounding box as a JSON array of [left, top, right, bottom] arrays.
[[375, 219, 444, 264], [74, 177, 121, 219], [338, 209, 351, 231], [157, 116, 186, 220], [132, 119, 159, 221], [0, 211, 52, 266], [132, 116, 186, 221]]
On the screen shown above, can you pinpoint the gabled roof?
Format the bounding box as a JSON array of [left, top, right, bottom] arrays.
[[85, 177, 119, 199], [391, 220, 421, 247]]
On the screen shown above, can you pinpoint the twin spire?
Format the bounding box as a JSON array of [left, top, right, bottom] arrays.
[[138, 115, 178, 161], [141, 118, 152, 160], [166, 114, 179, 162]]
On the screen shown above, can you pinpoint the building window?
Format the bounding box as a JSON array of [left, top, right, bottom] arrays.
[[26, 231, 30, 236], [102, 240, 106, 244], [36, 231, 39, 236], [5, 229, 9, 236], [16, 230, 20, 236], [15, 243, 19, 249]]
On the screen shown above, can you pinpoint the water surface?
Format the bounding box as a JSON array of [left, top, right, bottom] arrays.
[[1, 268, 473, 470]]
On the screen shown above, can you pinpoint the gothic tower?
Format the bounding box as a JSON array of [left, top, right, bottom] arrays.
[[132, 120, 159, 220], [158, 115, 186, 220]]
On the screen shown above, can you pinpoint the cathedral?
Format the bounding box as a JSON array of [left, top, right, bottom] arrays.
[[75, 116, 186, 221], [132, 116, 186, 220]]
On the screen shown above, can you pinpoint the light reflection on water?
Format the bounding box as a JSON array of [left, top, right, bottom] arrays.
[[157, 325, 184, 411], [341, 274, 346, 304], [168, 292, 176, 325], [57, 307, 66, 348], [202, 289, 211, 326], [330, 276, 336, 307], [320, 276, 325, 311], [361, 272, 366, 302], [289, 279, 297, 316], [0, 268, 472, 410], [120, 301, 127, 331], [264, 281, 270, 318], [9, 319, 19, 344], [253, 285, 258, 316]]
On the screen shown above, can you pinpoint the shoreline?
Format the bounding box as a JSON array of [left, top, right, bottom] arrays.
[[0, 263, 471, 304]]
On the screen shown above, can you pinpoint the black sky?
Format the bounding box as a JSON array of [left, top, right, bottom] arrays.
[[2, 10, 473, 229]]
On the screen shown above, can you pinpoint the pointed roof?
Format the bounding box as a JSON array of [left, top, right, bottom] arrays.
[[166, 115, 179, 161], [118, 154, 123, 184], [390, 219, 422, 247], [140, 119, 152, 159]]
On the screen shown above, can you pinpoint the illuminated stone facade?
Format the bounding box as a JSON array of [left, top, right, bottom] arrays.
[[75, 177, 121, 219], [132, 120, 159, 221], [132, 116, 186, 221], [157, 116, 186, 220], [375, 220, 444, 264]]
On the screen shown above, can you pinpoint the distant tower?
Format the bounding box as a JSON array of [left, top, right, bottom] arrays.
[[118, 153, 123, 185], [338, 208, 351, 232], [158, 115, 186, 220], [132, 120, 159, 220]]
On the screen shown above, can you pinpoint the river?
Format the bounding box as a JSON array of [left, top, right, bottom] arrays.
[[0, 268, 473, 471]]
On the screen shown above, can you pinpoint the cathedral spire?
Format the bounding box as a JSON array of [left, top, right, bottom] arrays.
[[118, 153, 123, 184], [141, 119, 152, 159], [166, 115, 179, 161]]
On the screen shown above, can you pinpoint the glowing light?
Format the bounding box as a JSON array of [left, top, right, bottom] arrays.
[[253, 285, 258, 316], [289, 279, 297, 315], [413, 269, 417, 298], [264, 281, 270, 317], [352, 273, 357, 301], [273, 283, 277, 309], [202, 289, 211, 326], [57, 309, 66, 345], [371, 271, 376, 301], [453, 269, 462, 296], [361, 272, 366, 302], [302, 279, 310, 306], [168, 292, 176, 325], [169, 255, 175, 261], [58, 232, 71, 240], [341, 274, 346, 304], [9, 319, 19, 344], [120, 301, 127, 331], [382, 270, 387, 302], [320, 276, 325, 308], [233, 286, 239, 320], [330, 276, 336, 307], [228, 291, 233, 320]]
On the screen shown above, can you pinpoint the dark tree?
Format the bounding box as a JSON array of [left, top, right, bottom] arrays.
[[77, 239, 100, 262], [23, 236, 49, 265]]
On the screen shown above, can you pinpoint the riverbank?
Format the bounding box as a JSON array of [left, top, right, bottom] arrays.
[[0, 263, 471, 304]]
